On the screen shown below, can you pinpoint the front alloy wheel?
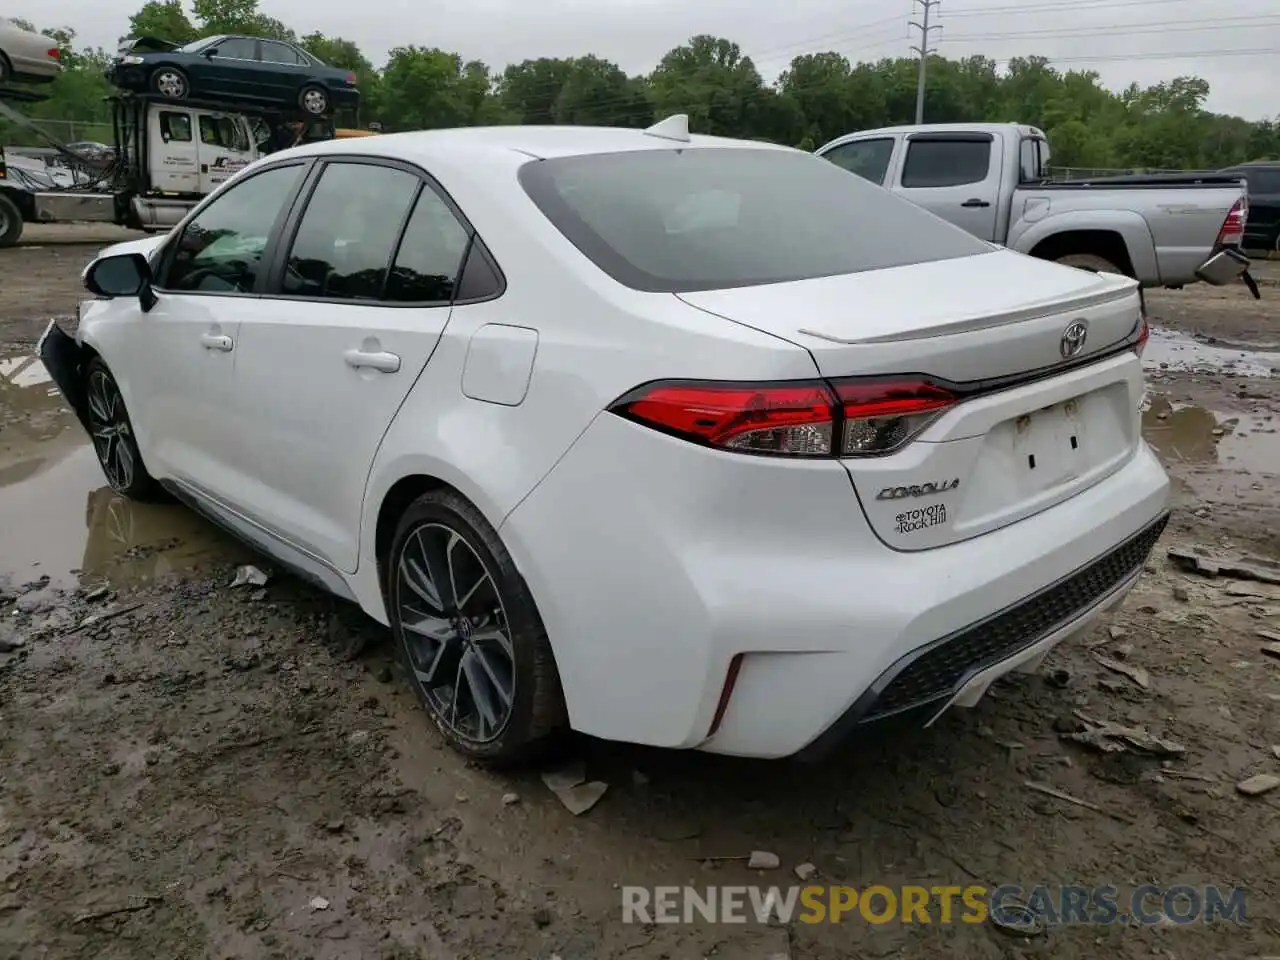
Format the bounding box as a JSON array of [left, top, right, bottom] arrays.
[[387, 490, 565, 763], [84, 358, 160, 500]]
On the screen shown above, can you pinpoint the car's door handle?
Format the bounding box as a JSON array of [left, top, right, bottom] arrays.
[[200, 333, 234, 352], [961, 198, 991, 208], [344, 349, 401, 373]]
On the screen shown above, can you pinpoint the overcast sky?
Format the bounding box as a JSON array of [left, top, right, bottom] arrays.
[[10, 0, 1278, 120]]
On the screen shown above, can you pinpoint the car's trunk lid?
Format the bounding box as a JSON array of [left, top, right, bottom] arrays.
[[676, 249, 1147, 550]]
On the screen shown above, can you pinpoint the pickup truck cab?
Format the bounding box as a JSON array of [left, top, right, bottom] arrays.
[[816, 122, 1250, 290]]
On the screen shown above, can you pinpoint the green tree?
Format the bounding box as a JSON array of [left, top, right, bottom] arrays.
[[127, 0, 198, 42], [648, 35, 767, 138]]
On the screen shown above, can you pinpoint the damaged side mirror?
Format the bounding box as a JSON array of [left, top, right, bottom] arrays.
[[83, 253, 158, 312]]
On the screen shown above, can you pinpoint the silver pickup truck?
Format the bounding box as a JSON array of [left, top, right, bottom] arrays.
[[816, 122, 1252, 291]]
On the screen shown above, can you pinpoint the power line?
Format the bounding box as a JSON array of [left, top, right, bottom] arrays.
[[910, 0, 942, 123], [946, 13, 1280, 42], [945, 0, 1235, 16]]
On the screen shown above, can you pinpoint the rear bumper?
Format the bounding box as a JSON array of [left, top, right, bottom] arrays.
[[1195, 245, 1250, 286], [500, 412, 1171, 760], [793, 511, 1166, 761]]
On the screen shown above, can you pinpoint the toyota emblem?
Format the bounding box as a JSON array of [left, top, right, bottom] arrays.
[[1060, 320, 1089, 359]]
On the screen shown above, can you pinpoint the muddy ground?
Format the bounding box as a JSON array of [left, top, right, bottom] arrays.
[[1, 224, 1278, 959]]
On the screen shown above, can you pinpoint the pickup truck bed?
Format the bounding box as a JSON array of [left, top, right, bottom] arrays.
[[816, 123, 1250, 290]]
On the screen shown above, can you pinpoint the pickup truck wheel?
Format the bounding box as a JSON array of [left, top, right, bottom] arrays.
[[150, 67, 189, 100], [0, 193, 23, 248], [299, 85, 329, 115], [0, 53, 12, 82], [1055, 252, 1123, 275]]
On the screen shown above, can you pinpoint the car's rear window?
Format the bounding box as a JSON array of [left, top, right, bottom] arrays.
[[517, 147, 992, 293]]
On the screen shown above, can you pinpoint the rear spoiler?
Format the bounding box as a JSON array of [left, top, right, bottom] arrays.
[[117, 35, 181, 55]]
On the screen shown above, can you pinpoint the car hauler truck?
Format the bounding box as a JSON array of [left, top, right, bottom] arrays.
[[0, 86, 348, 246]]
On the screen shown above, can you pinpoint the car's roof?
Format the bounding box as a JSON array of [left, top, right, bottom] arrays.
[[284, 123, 799, 169]]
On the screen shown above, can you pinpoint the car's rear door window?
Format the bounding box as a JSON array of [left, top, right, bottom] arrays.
[[901, 138, 992, 188], [281, 161, 421, 300], [261, 41, 306, 65], [384, 188, 471, 303], [518, 147, 991, 293]]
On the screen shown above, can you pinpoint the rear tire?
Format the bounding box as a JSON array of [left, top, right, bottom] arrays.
[[384, 488, 566, 765], [84, 357, 162, 501], [0, 53, 12, 83], [150, 66, 189, 100], [1055, 252, 1124, 275], [299, 84, 329, 116], [0, 193, 22, 248]]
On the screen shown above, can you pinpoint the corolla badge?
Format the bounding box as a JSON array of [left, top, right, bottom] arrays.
[[876, 479, 960, 500], [1060, 320, 1089, 359]]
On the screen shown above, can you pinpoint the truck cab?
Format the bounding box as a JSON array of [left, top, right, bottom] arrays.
[[144, 101, 260, 195]]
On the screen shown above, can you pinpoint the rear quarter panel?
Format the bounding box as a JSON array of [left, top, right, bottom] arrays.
[[1009, 185, 1242, 285], [350, 148, 820, 619]]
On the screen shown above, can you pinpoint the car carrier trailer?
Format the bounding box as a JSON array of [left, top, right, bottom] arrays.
[[0, 86, 349, 245]]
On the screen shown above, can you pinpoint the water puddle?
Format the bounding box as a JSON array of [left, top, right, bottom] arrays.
[[1142, 396, 1280, 474], [0, 353, 240, 590], [1143, 327, 1280, 378]]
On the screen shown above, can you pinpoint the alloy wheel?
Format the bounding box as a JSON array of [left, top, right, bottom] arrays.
[[86, 370, 136, 491], [393, 522, 516, 743], [0, 205, 10, 241], [155, 70, 186, 98], [301, 89, 327, 114]]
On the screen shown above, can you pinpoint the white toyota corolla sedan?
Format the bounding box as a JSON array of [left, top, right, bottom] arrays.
[[41, 115, 1170, 764]]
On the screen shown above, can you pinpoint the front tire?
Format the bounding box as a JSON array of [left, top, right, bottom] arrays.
[[0, 193, 22, 248], [150, 66, 189, 100], [385, 489, 566, 764], [299, 84, 328, 116], [84, 357, 161, 501]]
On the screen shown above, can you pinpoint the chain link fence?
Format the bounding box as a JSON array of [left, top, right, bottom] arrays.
[[0, 116, 114, 147]]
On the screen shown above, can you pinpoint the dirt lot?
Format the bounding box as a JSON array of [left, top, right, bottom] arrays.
[[1, 225, 1278, 959]]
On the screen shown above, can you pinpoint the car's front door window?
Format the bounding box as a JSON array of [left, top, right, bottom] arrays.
[[160, 163, 305, 294], [210, 37, 255, 60]]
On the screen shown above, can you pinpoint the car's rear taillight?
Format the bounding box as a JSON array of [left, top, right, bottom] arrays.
[[833, 379, 956, 455], [345, 71, 357, 85], [609, 377, 957, 458], [47, 47, 61, 60], [612, 381, 837, 456], [1216, 197, 1247, 247], [1133, 314, 1150, 358]]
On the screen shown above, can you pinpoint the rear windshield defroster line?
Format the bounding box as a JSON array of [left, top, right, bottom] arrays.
[[517, 147, 993, 294]]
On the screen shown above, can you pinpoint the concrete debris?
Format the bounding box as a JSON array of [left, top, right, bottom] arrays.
[[230, 565, 270, 589], [1235, 774, 1280, 797], [1064, 712, 1186, 756], [540, 764, 607, 815], [309, 896, 330, 911], [747, 850, 780, 870], [1168, 546, 1280, 586], [794, 862, 817, 880], [1093, 653, 1151, 689]]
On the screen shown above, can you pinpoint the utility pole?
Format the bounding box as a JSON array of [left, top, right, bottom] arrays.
[[910, 0, 942, 125]]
